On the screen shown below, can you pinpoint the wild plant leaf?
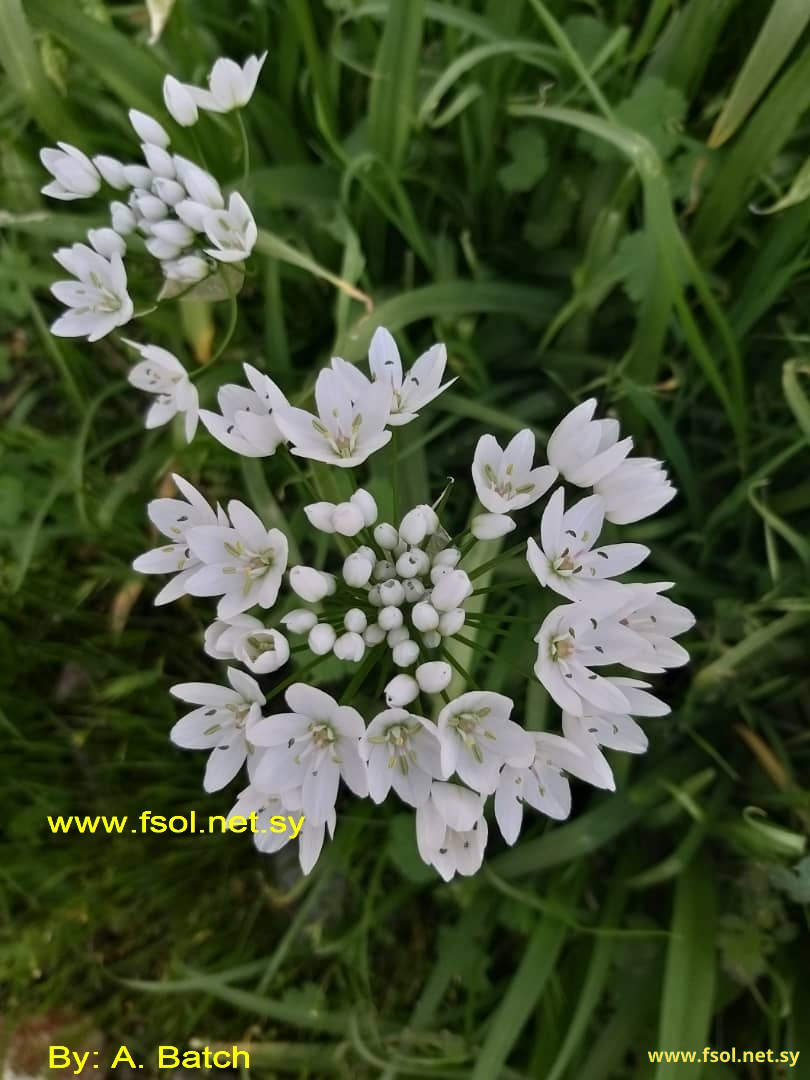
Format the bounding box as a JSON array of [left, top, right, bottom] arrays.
[[497, 127, 549, 192]]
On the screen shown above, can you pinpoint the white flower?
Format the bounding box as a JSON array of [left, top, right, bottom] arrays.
[[332, 328, 455, 426], [152, 178, 187, 207], [526, 489, 648, 601], [562, 709, 648, 756], [184, 501, 289, 618], [289, 566, 336, 603], [203, 192, 257, 263], [342, 551, 374, 587], [436, 692, 534, 794], [494, 731, 612, 844], [50, 244, 133, 341], [133, 475, 227, 605], [170, 667, 265, 792], [471, 512, 516, 539], [204, 615, 289, 674], [360, 709, 442, 806], [304, 489, 377, 536], [40, 143, 101, 200], [187, 53, 268, 113], [611, 583, 695, 672], [415, 781, 488, 881], [249, 683, 367, 823], [534, 599, 651, 716], [162, 254, 210, 284], [594, 457, 676, 524], [228, 783, 335, 873], [472, 429, 556, 513], [275, 367, 392, 468], [199, 363, 287, 457], [163, 75, 199, 126], [546, 399, 633, 486], [128, 109, 171, 148], [124, 340, 199, 442]]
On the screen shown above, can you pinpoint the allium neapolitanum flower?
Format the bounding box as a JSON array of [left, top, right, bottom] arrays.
[[41, 61, 693, 881], [123, 325, 693, 879]]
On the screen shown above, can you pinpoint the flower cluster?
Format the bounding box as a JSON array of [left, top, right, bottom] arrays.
[[40, 55, 262, 348], [42, 59, 692, 882], [130, 328, 690, 880]]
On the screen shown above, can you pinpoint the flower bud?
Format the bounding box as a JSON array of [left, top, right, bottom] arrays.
[[289, 565, 336, 602], [349, 490, 380, 527], [415, 661, 452, 694], [350, 488, 378, 526], [363, 622, 386, 646], [281, 609, 318, 634], [385, 674, 420, 708], [333, 632, 365, 662], [142, 143, 176, 179], [175, 199, 210, 232], [430, 564, 451, 585], [344, 608, 367, 634], [412, 601, 440, 632], [342, 552, 373, 588], [438, 608, 465, 636], [396, 548, 429, 579], [432, 547, 461, 568], [431, 570, 472, 612], [398, 505, 433, 546], [136, 193, 169, 221], [373, 559, 396, 582], [93, 155, 129, 189], [387, 626, 410, 647], [471, 512, 516, 539], [162, 255, 209, 283], [305, 501, 336, 533], [374, 522, 399, 550], [422, 630, 441, 649], [308, 623, 336, 655], [111, 201, 137, 235], [236, 628, 289, 674], [332, 501, 365, 536], [393, 640, 420, 668], [163, 75, 199, 126], [146, 236, 182, 261], [402, 578, 425, 603], [152, 177, 186, 206], [129, 109, 170, 149], [367, 585, 382, 607], [88, 227, 126, 258], [378, 605, 404, 631], [379, 579, 405, 607], [123, 164, 153, 189], [174, 156, 224, 207], [151, 219, 195, 247]]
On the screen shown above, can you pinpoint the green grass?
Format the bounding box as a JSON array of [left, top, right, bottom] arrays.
[[1, 1, 809, 1077]]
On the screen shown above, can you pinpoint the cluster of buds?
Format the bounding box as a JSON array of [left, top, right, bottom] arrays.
[[282, 496, 473, 703]]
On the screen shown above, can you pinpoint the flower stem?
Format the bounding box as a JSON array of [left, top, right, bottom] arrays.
[[391, 427, 400, 521], [468, 541, 526, 581], [237, 111, 251, 184], [209, 288, 239, 365]]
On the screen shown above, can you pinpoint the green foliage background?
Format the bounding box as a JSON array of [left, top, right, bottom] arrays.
[[1, 0, 809, 1076]]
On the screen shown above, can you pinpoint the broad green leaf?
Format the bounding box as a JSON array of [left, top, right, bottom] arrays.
[[708, 0, 810, 148], [367, 0, 424, 171], [497, 128, 549, 193], [654, 856, 716, 1078]]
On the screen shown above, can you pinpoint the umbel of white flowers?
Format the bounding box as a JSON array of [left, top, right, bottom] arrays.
[[40, 54, 264, 347], [128, 324, 688, 880], [40, 60, 689, 881]]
